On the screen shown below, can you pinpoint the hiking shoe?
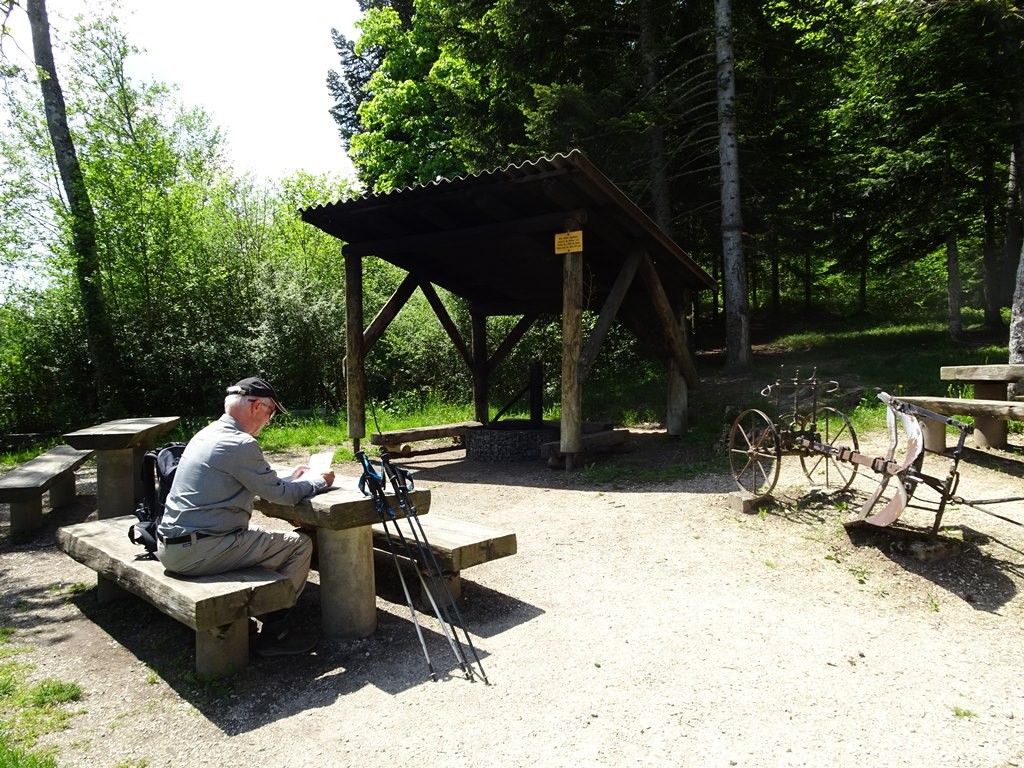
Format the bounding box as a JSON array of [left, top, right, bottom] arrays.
[[253, 627, 319, 657]]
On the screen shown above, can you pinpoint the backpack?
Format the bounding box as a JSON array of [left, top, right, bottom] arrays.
[[129, 442, 187, 557]]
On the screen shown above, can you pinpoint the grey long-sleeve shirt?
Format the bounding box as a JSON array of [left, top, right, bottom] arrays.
[[157, 414, 326, 538]]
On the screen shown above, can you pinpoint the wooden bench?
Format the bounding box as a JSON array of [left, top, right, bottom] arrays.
[[540, 427, 630, 465], [938, 365, 1024, 449], [369, 421, 482, 454], [56, 516, 296, 677], [898, 396, 1024, 452], [0, 445, 95, 535], [371, 514, 516, 604]]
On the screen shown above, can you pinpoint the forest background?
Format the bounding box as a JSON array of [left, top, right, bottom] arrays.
[[1, 0, 1023, 438]]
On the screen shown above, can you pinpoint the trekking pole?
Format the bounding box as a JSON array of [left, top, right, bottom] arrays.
[[361, 452, 475, 681], [356, 451, 437, 682], [379, 450, 489, 685]]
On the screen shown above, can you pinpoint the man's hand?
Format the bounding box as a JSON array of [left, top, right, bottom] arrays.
[[321, 470, 335, 488]]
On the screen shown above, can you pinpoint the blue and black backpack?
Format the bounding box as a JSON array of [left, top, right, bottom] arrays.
[[128, 442, 186, 558]]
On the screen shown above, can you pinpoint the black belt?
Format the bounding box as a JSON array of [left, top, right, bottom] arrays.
[[157, 532, 214, 546]]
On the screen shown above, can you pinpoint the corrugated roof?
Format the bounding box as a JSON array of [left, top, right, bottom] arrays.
[[301, 150, 715, 352]]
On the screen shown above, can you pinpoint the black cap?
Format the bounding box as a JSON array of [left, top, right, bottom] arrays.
[[226, 377, 289, 415]]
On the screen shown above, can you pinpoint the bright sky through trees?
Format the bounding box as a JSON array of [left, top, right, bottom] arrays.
[[3, 0, 362, 182]]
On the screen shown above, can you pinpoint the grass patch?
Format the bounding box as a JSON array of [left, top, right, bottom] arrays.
[[0, 626, 83, 765], [951, 705, 978, 719]]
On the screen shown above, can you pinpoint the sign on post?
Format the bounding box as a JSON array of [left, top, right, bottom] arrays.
[[554, 230, 583, 254]]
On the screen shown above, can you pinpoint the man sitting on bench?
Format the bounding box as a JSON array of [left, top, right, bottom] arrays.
[[157, 377, 335, 657]]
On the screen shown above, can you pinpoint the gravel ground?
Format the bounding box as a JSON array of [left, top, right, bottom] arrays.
[[3, 426, 1024, 768]]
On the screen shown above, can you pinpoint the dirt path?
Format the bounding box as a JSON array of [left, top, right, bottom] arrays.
[[3, 428, 1024, 767]]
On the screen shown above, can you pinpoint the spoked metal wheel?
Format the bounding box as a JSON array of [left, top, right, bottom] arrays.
[[728, 409, 781, 496], [800, 406, 859, 492]]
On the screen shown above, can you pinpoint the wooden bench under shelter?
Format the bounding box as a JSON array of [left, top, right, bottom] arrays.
[[0, 445, 94, 536], [369, 421, 483, 455], [371, 514, 517, 604], [56, 516, 295, 677]]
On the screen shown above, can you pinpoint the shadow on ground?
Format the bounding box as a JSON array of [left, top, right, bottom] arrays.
[[844, 522, 1019, 612]]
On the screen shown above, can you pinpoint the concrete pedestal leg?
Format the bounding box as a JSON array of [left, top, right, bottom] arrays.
[[317, 525, 376, 638], [96, 448, 137, 519], [9, 498, 43, 536], [919, 417, 947, 453], [971, 381, 1008, 450], [48, 471, 76, 509], [973, 417, 1007, 450], [196, 620, 248, 678], [96, 574, 129, 603]]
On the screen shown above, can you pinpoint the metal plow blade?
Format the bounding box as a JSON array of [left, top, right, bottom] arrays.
[[856, 393, 925, 527]]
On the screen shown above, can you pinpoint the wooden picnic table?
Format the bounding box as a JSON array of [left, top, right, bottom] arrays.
[[254, 484, 431, 640], [939, 365, 1024, 449], [63, 417, 180, 519]]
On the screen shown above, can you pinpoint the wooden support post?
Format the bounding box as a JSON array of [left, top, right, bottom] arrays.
[[363, 272, 418, 351], [421, 281, 473, 368], [529, 360, 543, 425], [638, 251, 699, 387], [561, 250, 583, 469], [345, 250, 365, 451], [666, 358, 688, 436], [472, 312, 489, 424], [578, 248, 640, 385]]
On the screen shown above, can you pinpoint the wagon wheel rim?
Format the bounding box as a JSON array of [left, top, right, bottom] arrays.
[[728, 409, 781, 495], [800, 406, 859, 492]]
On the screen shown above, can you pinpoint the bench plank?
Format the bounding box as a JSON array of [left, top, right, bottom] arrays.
[[369, 421, 482, 446], [0, 445, 94, 503], [940, 365, 1024, 382], [371, 514, 517, 572], [540, 428, 630, 459], [371, 514, 516, 605], [56, 516, 295, 676], [898, 396, 1024, 421], [63, 416, 180, 451]]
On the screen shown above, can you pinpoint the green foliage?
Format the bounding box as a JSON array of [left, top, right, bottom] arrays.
[[0, 13, 360, 431]]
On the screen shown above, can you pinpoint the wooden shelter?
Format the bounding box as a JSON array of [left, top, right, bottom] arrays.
[[300, 150, 716, 465]]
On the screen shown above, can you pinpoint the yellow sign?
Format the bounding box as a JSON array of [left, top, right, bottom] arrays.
[[554, 230, 583, 254]]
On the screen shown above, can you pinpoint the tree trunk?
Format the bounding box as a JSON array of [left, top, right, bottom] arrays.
[[26, 0, 123, 415], [639, 0, 673, 236], [946, 234, 963, 340], [1007, 148, 1023, 308], [1009, 137, 1024, 381], [982, 157, 1003, 327], [715, 0, 750, 371]]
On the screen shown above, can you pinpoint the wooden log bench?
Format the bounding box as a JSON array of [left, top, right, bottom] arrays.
[[540, 427, 630, 466], [898, 396, 1024, 452], [371, 514, 517, 605], [56, 516, 296, 677], [0, 445, 95, 535], [369, 421, 482, 455]]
